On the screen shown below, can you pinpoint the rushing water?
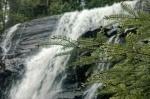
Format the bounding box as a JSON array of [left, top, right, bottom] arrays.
[[1, 24, 20, 60], [83, 83, 102, 99], [7, 1, 137, 99]]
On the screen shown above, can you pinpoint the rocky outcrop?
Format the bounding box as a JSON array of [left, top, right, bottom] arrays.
[[7, 15, 60, 59], [0, 1, 146, 98], [0, 15, 60, 99], [0, 15, 60, 71]]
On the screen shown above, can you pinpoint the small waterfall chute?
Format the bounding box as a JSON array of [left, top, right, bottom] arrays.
[[83, 83, 102, 99], [1, 24, 20, 60]]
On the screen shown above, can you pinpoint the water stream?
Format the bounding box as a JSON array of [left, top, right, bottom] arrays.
[[1, 24, 20, 60], [4, 1, 137, 99], [83, 83, 102, 99]]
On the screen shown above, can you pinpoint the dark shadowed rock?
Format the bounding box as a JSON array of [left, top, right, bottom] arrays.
[[81, 28, 102, 38], [0, 70, 21, 99], [0, 47, 3, 54], [106, 28, 117, 37], [0, 47, 3, 60]]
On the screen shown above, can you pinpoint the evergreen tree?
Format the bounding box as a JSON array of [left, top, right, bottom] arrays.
[[48, 2, 150, 98], [85, 0, 126, 8], [0, 0, 9, 32], [88, 2, 150, 98]]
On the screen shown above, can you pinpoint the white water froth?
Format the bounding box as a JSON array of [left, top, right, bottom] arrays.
[[9, 1, 136, 99]]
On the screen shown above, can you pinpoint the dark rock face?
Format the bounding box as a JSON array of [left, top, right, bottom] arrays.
[[0, 70, 21, 99], [0, 15, 60, 99], [0, 47, 3, 54], [58, 66, 89, 99], [0, 15, 61, 72], [82, 28, 102, 38], [8, 15, 60, 59]]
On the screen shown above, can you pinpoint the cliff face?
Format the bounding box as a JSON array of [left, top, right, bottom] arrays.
[[7, 16, 60, 58], [1, 15, 60, 70], [0, 1, 146, 99], [135, 0, 150, 13], [0, 14, 88, 99], [0, 15, 60, 99]]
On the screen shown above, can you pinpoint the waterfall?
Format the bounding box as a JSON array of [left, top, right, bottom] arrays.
[[83, 83, 102, 99], [8, 1, 136, 99], [1, 24, 20, 60]]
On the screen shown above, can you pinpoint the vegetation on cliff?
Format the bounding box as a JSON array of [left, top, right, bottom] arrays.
[[93, 3, 150, 98], [0, 0, 149, 98], [50, 2, 150, 98]]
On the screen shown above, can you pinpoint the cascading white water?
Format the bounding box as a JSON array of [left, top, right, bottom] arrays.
[[83, 83, 102, 99], [9, 1, 137, 99], [1, 24, 20, 60]]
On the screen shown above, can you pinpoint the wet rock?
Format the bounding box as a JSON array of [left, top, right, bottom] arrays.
[[7, 15, 61, 59], [0, 15, 61, 75], [0, 15, 61, 99], [82, 28, 102, 38], [106, 28, 118, 37], [0, 47, 3, 54], [0, 70, 16, 99], [122, 27, 137, 37], [0, 60, 5, 72], [0, 47, 3, 59], [56, 91, 83, 99]]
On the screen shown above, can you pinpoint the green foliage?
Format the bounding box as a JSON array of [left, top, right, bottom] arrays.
[[105, 2, 150, 35], [49, 2, 150, 98], [85, 0, 125, 8], [0, 0, 83, 33], [48, 28, 107, 66], [87, 3, 150, 98], [0, 0, 126, 33]]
